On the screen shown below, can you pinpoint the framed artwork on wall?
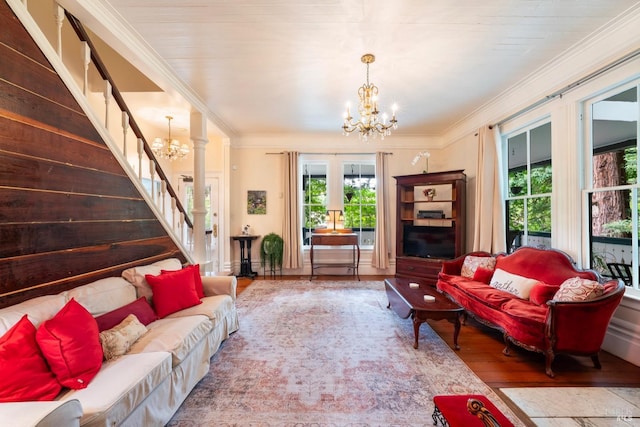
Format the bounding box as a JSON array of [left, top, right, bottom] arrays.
[[247, 190, 266, 214]]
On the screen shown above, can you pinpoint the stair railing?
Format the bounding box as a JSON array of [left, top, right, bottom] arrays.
[[25, 3, 194, 250]]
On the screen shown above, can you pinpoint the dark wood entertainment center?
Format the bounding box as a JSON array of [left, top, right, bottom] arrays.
[[394, 170, 466, 284]]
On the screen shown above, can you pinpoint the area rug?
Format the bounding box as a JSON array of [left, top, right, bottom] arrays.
[[501, 387, 640, 426], [168, 280, 524, 426]]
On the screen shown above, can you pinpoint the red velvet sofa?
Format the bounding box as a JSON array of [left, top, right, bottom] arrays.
[[436, 246, 625, 377]]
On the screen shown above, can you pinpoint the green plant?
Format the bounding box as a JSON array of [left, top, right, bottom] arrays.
[[260, 233, 284, 268], [603, 219, 632, 237]]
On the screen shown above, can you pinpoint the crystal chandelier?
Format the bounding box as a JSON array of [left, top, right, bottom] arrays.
[[342, 53, 398, 141], [151, 115, 189, 161]]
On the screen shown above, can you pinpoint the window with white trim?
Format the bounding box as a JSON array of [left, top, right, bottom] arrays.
[[584, 83, 639, 290], [504, 121, 552, 252], [301, 155, 376, 247]]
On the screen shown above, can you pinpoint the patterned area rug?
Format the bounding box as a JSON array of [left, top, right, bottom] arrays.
[[168, 280, 524, 426]]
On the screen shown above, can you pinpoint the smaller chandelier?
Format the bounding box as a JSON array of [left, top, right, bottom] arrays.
[[342, 53, 398, 141], [151, 115, 189, 161]]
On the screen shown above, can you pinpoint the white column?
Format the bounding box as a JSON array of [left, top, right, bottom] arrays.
[[190, 111, 209, 267]]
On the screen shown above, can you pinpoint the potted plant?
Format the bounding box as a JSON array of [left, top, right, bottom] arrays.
[[260, 233, 284, 272]]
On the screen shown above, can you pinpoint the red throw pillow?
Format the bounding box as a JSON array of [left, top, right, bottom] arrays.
[[529, 281, 560, 305], [36, 299, 103, 389], [0, 315, 62, 402], [95, 297, 158, 332], [472, 266, 494, 284], [162, 264, 204, 299], [146, 268, 202, 318]]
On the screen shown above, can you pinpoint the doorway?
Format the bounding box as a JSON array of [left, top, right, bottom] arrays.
[[181, 174, 221, 273]]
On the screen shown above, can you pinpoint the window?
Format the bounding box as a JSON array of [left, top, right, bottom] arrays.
[[504, 121, 552, 252], [184, 184, 212, 229], [343, 163, 376, 246], [302, 162, 327, 245], [585, 84, 639, 290], [301, 155, 376, 247]]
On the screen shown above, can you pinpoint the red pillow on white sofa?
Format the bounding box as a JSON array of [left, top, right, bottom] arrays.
[[145, 268, 202, 318], [162, 264, 205, 299], [36, 299, 103, 389], [0, 315, 62, 402], [95, 297, 158, 332]]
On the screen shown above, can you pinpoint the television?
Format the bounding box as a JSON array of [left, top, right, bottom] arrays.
[[402, 224, 456, 259]]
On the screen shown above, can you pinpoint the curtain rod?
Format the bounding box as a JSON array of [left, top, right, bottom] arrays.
[[266, 152, 393, 155], [492, 46, 640, 128]]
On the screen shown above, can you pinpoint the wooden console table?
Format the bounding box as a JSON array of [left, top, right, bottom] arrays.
[[310, 233, 360, 280]]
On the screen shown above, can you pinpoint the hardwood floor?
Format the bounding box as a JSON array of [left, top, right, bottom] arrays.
[[236, 275, 640, 389]]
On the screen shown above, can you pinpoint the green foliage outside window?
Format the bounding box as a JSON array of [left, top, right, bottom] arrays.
[[303, 177, 327, 229], [624, 147, 637, 185], [343, 181, 376, 228], [507, 164, 552, 233]]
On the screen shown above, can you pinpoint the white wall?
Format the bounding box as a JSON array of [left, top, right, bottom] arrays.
[[229, 134, 447, 276]]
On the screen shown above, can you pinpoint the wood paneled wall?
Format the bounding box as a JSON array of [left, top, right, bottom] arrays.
[[0, 2, 186, 309]]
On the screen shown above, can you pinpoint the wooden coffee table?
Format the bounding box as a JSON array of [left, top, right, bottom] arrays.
[[384, 278, 463, 350]]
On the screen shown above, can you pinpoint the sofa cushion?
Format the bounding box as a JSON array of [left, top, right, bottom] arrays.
[[95, 297, 158, 332], [454, 279, 515, 310], [553, 277, 604, 302], [0, 315, 62, 402], [499, 299, 548, 349], [127, 315, 212, 366], [36, 299, 103, 389], [0, 294, 67, 335], [165, 294, 234, 324], [529, 281, 560, 305], [100, 314, 149, 361], [58, 352, 172, 427], [489, 268, 538, 299], [163, 264, 205, 299], [121, 258, 183, 302], [65, 277, 136, 317], [146, 269, 202, 318], [461, 255, 496, 278]]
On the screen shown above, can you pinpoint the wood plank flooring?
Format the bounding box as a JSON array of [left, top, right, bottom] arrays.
[[236, 276, 640, 390]]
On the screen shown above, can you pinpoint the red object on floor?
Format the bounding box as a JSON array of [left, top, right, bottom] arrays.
[[432, 394, 514, 427]]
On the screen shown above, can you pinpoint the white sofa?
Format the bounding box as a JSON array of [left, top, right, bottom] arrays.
[[0, 259, 239, 427]]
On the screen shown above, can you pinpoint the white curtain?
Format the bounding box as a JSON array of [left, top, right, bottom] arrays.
[[282, 151, 302, 269], [372, 152, 390, 268], [472, 125, 506, 253]]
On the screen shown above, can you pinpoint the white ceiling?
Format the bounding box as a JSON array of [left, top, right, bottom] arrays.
[[86, 0, 639, 137]]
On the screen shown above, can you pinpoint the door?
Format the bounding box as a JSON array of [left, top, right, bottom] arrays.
[[182, 174, 220, 273]]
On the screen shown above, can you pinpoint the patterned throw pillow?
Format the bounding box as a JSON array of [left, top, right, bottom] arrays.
[[99, 314, 148, 360], [489, 268, 539, 299], [552, 277, 604, 302], [461, 255, 497, 278]]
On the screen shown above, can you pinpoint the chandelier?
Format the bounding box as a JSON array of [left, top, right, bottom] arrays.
[[151, 115, 189, 161], [342, 53, 398, 141]]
